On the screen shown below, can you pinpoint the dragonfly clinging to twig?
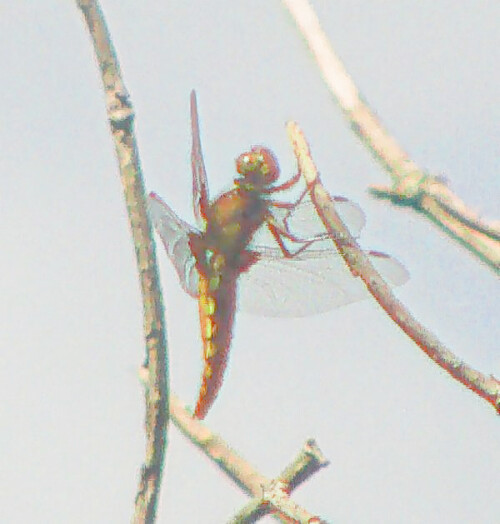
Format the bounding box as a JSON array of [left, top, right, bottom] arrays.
[[148, 91, 408, 418]]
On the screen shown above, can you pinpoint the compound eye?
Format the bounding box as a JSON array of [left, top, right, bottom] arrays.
[[251, 147, 279, 182], [236, 152, 255, 175]]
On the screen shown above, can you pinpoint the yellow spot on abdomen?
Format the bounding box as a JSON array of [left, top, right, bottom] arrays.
[[209, 275, 221, 291], [204, 363, 213, 378], [204, 340, 217, 360], [204, 318, 217, 341], [200, 295, 216, 315], [213, 254, 226, 271]]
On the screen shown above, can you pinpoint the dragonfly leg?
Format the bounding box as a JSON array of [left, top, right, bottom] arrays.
[[264, 172, 302, 194], [267, 182, 329, 246], [266, 165, 317, 201], [268, 176, 311, 211], [266, 217, 317, 258]]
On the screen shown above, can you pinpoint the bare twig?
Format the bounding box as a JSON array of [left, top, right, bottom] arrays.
[[370, 176, 500, 270], [169, 395, 328, 523], [77, 2, 169, 522], [279, 438, 329, 491], [282, 0, 500, 272], [230, 439, 329, 523], [170, 394, 266, 497], [255, 480, 326, 524], [287, 121, 500, 414]]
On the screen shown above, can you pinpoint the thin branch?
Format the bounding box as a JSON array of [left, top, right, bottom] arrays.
[[230, 439, 329, 523], [239, 480, 327, 524], [170, 394, 266, 497], [279, 438, 329, 491], [77, 2, 169, 522], [169, 395, 329, 523], [372, 177, 500, 242], [287, 121, 500, 414], [282, 0, 500, 272], [370, 177, 500, 270]]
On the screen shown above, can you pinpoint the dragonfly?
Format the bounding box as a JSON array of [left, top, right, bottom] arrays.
[[148, 91, 409, 418]]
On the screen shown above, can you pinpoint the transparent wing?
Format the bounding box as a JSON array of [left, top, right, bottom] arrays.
[[242, 195, 408, 317], [190, 90, 209, 228], [238, 246, 409, 317], [285, 194, 366, 239], [148, 192, 200, 297], [149, 190, 409, 317], [251, 195, 366, 247]]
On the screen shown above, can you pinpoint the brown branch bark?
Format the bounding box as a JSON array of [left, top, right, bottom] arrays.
[[287, 121, 500, 414], [169, 395, 329, 523], [76, 2, 169, 522], [282, 0, 500, 272]]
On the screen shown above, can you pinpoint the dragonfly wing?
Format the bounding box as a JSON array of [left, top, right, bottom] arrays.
[[148, 192, 200, 297], [284, 195, 366, 239], [238, 246, 409, 317], [190, 90, 210, 229], [254, 196, 366, 247]]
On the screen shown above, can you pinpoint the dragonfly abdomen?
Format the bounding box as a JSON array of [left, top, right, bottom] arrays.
[[194, 268, 238, 419], [189, 226, 261, 419]]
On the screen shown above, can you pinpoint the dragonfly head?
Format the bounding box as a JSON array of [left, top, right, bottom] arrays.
[[235, 147, 280, 188]]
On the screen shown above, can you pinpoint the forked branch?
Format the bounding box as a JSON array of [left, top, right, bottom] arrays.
[[169, 395, 329, 523], [287, 121, 500, 414], [77, 2, 169, 522], [282, 0, 500, 272]]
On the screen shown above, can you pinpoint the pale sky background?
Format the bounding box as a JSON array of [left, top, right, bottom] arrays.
[[1, 2, 499, 523]]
